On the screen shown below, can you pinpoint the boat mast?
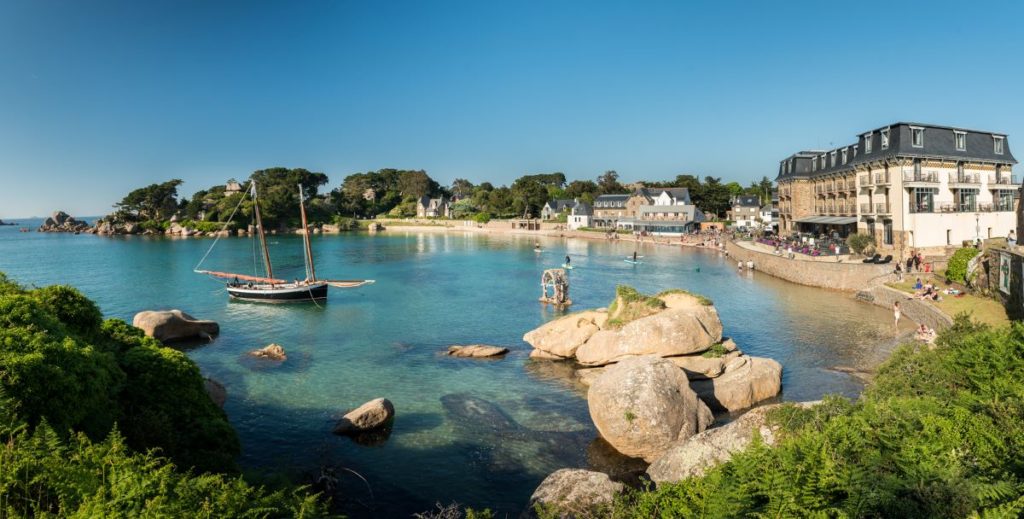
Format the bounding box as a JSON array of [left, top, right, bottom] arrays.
[[252, 181, 275, 282], [298, 184, 317, 282]]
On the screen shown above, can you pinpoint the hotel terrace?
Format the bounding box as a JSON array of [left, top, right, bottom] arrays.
[[776, 122, 1019, 253]]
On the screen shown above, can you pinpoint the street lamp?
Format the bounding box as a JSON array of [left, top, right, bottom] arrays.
[[975, 212, 980, 246]]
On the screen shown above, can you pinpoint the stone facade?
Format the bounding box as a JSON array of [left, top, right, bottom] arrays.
[[725, 240, 892, 291]]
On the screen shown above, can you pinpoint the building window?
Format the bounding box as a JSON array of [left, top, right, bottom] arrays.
[[957, 189, 978, 212], [842, 148, 848, 164], [853, 145, 858, 157], [811, 160, 816, 172], [883, 220, 893, 245], [865, 133, 873, 153], [994, 135, 1005, 155], [830, 151, 837, 166], [911, 127, 924, 148], [955, 131, 966, 151], [881, 128, 890, 149], [912, 188, 936, 213], [998, 191, 1014, 211]]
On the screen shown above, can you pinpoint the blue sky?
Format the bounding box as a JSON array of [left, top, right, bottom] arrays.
[[1, 0, 1022, 217]]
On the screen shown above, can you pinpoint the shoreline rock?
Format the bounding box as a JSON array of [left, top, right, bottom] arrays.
[[524, 469, 624, 518], [587, 356, 713, 462], [132, 310, 220, 344], [333, 398, 395, 435], [38, 211, 89, 233]]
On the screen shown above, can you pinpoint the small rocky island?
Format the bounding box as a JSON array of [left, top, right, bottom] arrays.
[[37, 211, 90, 233], [521, 286, 786, 515]]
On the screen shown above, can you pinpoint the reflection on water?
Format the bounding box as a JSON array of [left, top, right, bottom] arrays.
[[0, 225, 914, 517]]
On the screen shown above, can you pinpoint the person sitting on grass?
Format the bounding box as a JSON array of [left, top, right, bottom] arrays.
[[913, 278, 923, 290]]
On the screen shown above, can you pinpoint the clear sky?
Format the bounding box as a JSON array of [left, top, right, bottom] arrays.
[[1, 0, 1022, 218]]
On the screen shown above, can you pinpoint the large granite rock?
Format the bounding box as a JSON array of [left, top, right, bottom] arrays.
[[575, 302, 723, 366], [333, 398, 395, 435], [588, 356, 713, 462], [523, 310, 606, 359], [691, 356, 782, 412], [38, 211, 89, 233], [647, 403, 786, 484], [524, 468, 624, 518], [447, 345, 509, 358], [132, 309, 219, 343]]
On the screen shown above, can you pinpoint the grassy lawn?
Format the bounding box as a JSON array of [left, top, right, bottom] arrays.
[[886, 280, 1010, 328]]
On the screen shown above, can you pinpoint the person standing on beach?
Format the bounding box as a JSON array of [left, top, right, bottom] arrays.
[[893, 301, 901, 331]]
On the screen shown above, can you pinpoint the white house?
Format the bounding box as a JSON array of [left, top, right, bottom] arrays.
[[567, 202, 592, 230]]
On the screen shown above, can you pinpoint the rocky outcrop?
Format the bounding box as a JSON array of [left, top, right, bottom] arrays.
[[523, 310, 606, 359], [524, 468, 624, 518], [647, 402, 816, 484], [333, 398, 395, 435], [249, 343, 287, 361], [587, 356, 713, 462], [132, 310, 220, 343], [367, 222, 385, 233], [204, 378, 226, 408], [447, 345, 509, 358], [691, 356, 783, 412], [38, 211, 89, 233], [524, 290, 722, 366]]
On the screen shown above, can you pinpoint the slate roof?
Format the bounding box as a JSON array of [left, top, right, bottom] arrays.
[[777, 123, 1017, 182], [571, 202, 593, 216], [639, 187, 693, 204], [544, 199, 577, 213], [594, 194, 630, 207], [735, 195, 760, 207]]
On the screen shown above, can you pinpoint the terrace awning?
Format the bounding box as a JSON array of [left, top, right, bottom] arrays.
[[795, 216, 857, 225]]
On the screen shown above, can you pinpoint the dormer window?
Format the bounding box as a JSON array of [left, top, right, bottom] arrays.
[[812, 159, 816, 172], [911, 126, 924, 148], [830, 151, 837, 166], [865, 132, 873, 153], [994, 135, 1005, 155], [853, 145, 858, 158], [842, 148, 848, 164], [881, 128, 890, 149], [955, 130, 966, 151]]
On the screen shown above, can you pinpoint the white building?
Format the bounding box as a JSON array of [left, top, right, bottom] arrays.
[[567, 202, 592, 230]]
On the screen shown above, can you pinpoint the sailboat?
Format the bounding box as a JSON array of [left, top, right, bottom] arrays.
[[194, 181, 374, 303]]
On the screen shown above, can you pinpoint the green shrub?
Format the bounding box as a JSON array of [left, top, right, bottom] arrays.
[[946, 246, 980, 283], [701, 343, 728, 358], [330, 215, 359, 230], [0, 279, 239, 473], [590, 316, 1024, 518], [845, 232, 876, 255], [472, 212, 491, 224]]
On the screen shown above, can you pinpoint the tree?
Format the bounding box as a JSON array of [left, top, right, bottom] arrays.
[[695, 176, 731, 218], [114, 179, 184, 221], [450, 178, 475, 198], [248, 168, 329, 228], [510, 175, 550, 217], [725, 181, 744, 197], [597, 170, 626, 195], [565, 180, 598, 200], [673, 174, 702, 192]]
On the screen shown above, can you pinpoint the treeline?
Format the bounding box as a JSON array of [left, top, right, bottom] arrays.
[[109, 168, 776, 228], [0, 273, 331, 516]]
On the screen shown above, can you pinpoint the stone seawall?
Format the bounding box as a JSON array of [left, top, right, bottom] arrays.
[[725, 240, 891, 292], [855, 285, 954, 331]]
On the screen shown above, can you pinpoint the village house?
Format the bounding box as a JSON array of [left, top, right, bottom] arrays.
[[777, 122, 1018, 254], [567, 201, 592, 230], [540, 199, 579, 220], [594, 188, 704, 235], [729, 195, 761, 229], [416, 195, 452, 218]]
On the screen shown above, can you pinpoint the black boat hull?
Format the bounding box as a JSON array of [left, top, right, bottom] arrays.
[[226, 282, 328, 303]]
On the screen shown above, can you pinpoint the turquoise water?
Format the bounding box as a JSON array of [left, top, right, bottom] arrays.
[[0, 222, 910, 516]]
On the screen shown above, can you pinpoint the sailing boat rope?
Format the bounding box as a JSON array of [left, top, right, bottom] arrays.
[[193, 180, 251, 273]]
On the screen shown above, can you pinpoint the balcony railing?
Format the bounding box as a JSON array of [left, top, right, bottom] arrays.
[[951, 173, 980, 185], [875, 202, 890, 214], [993, 175, 1018, 185], [909, 203, 934, 214], [938, 203, 979, 213], [874, 172, 890, 184], [861, 203, 873, 214], [859, 174, 871, 186], [846, 203, 857, 214], [904, 171, 939, 183]]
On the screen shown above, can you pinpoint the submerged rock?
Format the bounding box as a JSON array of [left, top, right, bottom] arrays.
[[333, 398, 395, 435], [446, 344, 509, 358], [132, 309, 219, 343], [249, 343, 287, 361], [524, 468, 624, 518], [587, 356, 713, 462], [204, 378, 226, 408]]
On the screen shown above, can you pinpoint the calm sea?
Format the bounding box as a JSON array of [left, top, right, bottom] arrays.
[[0, 221, 909, 516]]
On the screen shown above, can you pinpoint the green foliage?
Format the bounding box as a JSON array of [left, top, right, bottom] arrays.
[[592, 317, 1024, 518], [0, 277, 239, 474], [606, 285, 666, 328], [472, 212, 491, 224], [846, 232, 877, 255], [114, 179, 184, 221], [701, 343, 728, 358], [0, 391, 331, 518], [947, 246, 980, 283]]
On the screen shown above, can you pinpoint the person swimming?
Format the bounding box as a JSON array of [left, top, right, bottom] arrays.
[[564, 255, 570, 265]]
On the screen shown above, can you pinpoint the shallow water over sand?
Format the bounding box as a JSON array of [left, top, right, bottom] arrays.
[[0, 224, 912, 516]]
